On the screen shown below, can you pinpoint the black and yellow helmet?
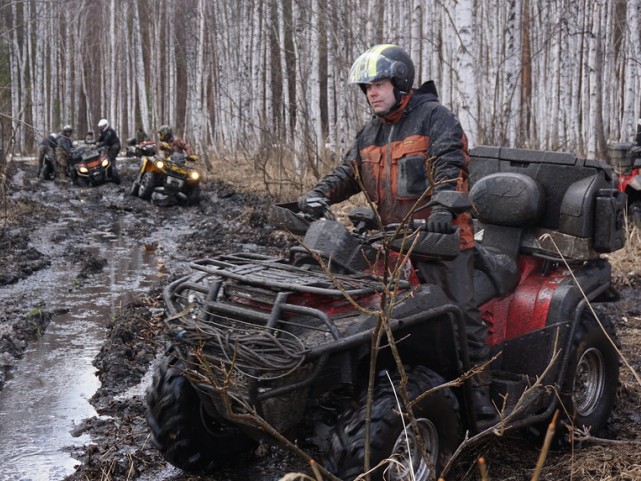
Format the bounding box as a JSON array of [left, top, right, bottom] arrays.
[[348, 44, 415, 94], [157, 125, 173, 142]]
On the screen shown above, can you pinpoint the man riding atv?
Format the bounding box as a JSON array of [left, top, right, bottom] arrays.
[[298, 44, 496, 422], [157, 124, 193, 156], [129, 125, 201, 204]]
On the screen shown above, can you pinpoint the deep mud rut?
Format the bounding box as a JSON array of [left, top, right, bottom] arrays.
[[1, 158, 641, 481]]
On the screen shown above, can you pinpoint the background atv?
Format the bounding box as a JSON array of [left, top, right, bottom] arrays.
[[69, 143, 120, 186], [125, 137, 156, 159], [607, 123, 641, 227], [129, 143, 201, 205], [145, 146, 625, 481]]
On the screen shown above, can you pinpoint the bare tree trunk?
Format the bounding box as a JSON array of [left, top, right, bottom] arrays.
[[167, 0, 177, 127], [520, 0, 532, 147], [623, 0, 641, 141], [587, 0, 606, 158], [107, 0, 116, 123], [32, 0, 46, 139], [505, 0, 521, 145], [310, 0, 323, 162], [9, 1, 26, 149], [132, 0, 150, 135], [454, 0, 478, 145], [278, 0, 292, 145]]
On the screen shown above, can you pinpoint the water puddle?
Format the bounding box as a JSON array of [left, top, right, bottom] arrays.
[[0, 214, 164, 481]]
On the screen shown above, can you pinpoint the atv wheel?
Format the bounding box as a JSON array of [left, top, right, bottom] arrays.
[[561, 310, 620, 436], [186, 186, 201, 205], [40, 161, 55, 180], [110, 166, 121, 185], [327, 366, 461, 481], [129, 181, 140, 196], [146, 352, 256, 473], [628, 200, 641, 228], [139, 172, 156, 200]]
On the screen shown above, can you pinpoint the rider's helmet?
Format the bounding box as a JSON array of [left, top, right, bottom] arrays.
[[62, 125, 73, 136], [98, 119, 109, 131], [49, 132, 59, 141], [348, 44, 415, 96], [157, 125, 173, 142]]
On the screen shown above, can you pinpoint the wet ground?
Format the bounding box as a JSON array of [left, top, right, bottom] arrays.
[[1, 158, 641, 481]]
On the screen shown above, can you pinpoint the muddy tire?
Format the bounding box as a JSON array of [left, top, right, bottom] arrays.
[[138, 172, 156, 200], [186, 186, 201, 205], [628, 200, 641, 228], [560, 310, 620, 436], [326, 366, 461, 481], [40, 160, 55, 180], [109, 166, 121, 185], [146, 353, 256, 473], [129, 181, 140, 196]]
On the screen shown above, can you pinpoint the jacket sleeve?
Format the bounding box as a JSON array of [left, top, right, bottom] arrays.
[[427, 104, 469, 194], [174, 137, 193, 155], [309, 143, 362, 204]]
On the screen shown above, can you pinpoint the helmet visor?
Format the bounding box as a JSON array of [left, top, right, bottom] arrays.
[[348, 50, 404, 86]]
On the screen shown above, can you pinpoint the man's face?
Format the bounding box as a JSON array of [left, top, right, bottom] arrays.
[[366, 79, 396, 114]]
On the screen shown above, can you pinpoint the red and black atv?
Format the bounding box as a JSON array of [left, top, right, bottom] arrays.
[[125, 137, 156, 159], [607, 123, 641, 227], [145, 146, 625, 481], [69, 142, 120, 186]]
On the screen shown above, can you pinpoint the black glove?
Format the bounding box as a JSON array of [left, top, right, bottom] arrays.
[[297, 191, 328, 216], [426, 205, 454, 233]]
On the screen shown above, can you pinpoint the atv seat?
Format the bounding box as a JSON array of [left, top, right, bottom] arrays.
[[470, 173, 544, 304], [469, 146, 625, 261]]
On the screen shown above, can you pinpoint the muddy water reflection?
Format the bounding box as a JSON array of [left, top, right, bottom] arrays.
[[0, 216, 163, 481]]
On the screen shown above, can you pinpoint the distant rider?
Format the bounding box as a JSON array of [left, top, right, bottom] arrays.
[[96, 118, 121, 181], [136, 127, 150, 143], [55, 125, 74, 179], [85, 130, 96, 144], [156, 125, 194, 157], [37, 132, 58, 178]]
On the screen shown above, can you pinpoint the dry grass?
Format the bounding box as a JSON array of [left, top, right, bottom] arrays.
[[607, 225, 641, 283], [205, 151, 323, 202], [0, 198, 38, 223]]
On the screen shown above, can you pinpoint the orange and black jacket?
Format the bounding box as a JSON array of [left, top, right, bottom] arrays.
[[310, 81, 474, 251]]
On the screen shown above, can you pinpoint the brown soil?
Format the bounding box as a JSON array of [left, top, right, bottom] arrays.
[[1, 158, 641, 481]]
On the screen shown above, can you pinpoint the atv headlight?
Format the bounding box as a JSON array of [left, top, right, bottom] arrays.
[[189, 171, 200, 181], [101, 158, 109, 168], [155, 160, 164, 169], [79, 166, 89, 174]]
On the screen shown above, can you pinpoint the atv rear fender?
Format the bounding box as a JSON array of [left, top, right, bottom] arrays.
[[470, 146, 626, 260]]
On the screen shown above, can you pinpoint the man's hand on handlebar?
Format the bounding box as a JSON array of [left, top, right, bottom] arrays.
[[426, 205, 455, 234], [297, 193, 330, 218]]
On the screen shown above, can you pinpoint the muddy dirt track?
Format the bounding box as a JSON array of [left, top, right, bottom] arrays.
[[1, 157, 641, 481]]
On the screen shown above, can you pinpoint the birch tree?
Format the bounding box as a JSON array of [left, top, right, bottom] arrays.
[[132, 0, 150, 135], [454, 0, 478, 145], [3, 0, 641, 163]]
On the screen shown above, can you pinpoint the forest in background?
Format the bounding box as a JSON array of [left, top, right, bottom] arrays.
[[1, 0, 641, 178]]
